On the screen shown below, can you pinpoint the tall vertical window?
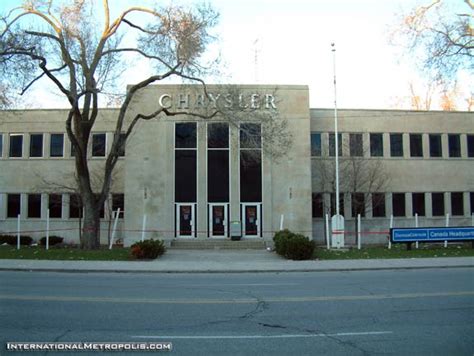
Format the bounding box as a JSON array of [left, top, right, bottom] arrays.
[[208, 123, 229, 203], [351, 193, 365, 217], [112, 193, 125, 218], [310, 133, 321, 156], [240, 123, 262, 202], [330, 193, 344, 216], [392, 193, 406, 217], [431, 193, 445, 216], [312, 193, 323, 218], [175, 123, 197, 203], [7, 194, 21, 218], [409, 134, 423, 157], [92, 133, 106, 157], [467, 135, 474, 158], [349, 133, 363, 157], [370, 133, 383, 157], [9, 134, 23, 158], [50, 133, 64, 157], [451, 192, 464, 216], [29, 134, 43, 157], [69, 194, 82, 218], [28, 194, 42, 218], [0, 134, 3, 157], [448, 134, 461, 157], [412, 193, 425, 216], [329, 133, 342, 157], [429, 134, 442, 157], [390, 134, 403, 157], [372, 193, 386, 217], [48, 194, 62, 218]]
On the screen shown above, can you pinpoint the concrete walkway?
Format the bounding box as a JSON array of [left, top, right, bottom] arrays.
[[0, 249, 472, 273]]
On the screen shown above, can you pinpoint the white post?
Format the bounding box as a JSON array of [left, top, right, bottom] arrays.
[[415, 213, 419, 249], [388, 214, 393, 249], [17, 214, 21, 250], [109, 208, 121, 250], [445, 213, 450, 248], [141, 214, 147, 242], [46, 209, 50, 250], [279, 214, 284, 231], [357, 214, 361, 250], [325, 214, 330, 249]]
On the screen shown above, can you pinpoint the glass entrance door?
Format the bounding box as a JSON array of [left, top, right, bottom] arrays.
[[176, 204, 195, 238], [242, 204, 261, 237], [209, 204, 228, 237]]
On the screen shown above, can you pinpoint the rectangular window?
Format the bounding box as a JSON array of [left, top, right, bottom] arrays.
[[312, 193, 323, 218], [112, 194, 124, 218], [29, 134, 43, 158], [115, 133, 126, 157], [431, 193, 445, 216], [329, 133, 342, 157], [392, 193, 406, 217], [372, 193, 386, 217], [349, 133, 363, 157], [412, 193, 425, 216], [0, 134, 3, 157], [208, 123, 229, 148], [7, 194, 21, 218], [48, 194, 62, 218], [471, 192, 473, 215], [310, 133, 321, 156], [448, 134, 461, 157], [467, 135, 474, 158], [28, 194, 42, 218], [240, 151, 262, 202], [451, 192, 464, 216], [208, 150, 229, 203], [429, 134, 442, 158], [351, 193, 365, 217], [9, 134, 23, 158], [330, 193, 344, 216], [50, 133, 64, 157], [409, 134, 423, 157], [390, 134, 403, 157], [175, 150, 197, 202], [175, 123, 197, 148], [69, 194, 82, 218], [370, 133, 383, 157], [92, 133, 106, 157], [240, 123, 261, 149]]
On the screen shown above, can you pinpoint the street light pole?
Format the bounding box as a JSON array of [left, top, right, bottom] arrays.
[[331, 43, 340, 216]]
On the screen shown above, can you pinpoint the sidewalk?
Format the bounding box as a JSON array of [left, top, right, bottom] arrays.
[[0, 250, 472, 273]]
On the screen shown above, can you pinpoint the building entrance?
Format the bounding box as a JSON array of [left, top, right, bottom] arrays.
[[209, 204, 228, 237], [176, 203, 195, 238], [241, 203, 261, 237]]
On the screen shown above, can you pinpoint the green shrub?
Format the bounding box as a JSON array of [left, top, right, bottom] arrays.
[[0, 234, 33, 246], [39, 236, 64, 246], [284, 234, 315, 260], [273, 229, 294, 256], [130, 239, 165, 260]]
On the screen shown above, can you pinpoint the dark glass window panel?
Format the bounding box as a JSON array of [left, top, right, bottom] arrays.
[[330, 193, 344, 216], [7, 194, 21, 218], [448, 134, 461, 157], [432, 193, 445, 216], [349, 134, 363, 157], [116, 133, 126, 157], [372, 193, 386, 217], [240, 123, 261, 149], [468, 135, 474, 158], [429, 134, 442, 157], [240, 150, 262, 202], [175, 150, 197, 202], [175, 123, 196, 148], [50, 133, 64, 157], [311, 133, 321, 156], [392, 193, 406, 217], [29, 134, 43, 157], [412, 193, 425, 216], [370, 134, 383, 157], [208, 123, 229, 148], [329, 133, 342, 157], [351, 193, 365, 217], [208, 150, 229, 202], [390, 134, 403, 157], [312, 193, 323, 218], [28, 194, 41, 218], [112, 194, 124, 218], [9, 135, 23, 157], [48, 194, 62, 218], [470, 192, 473, 215], [410, 134, 423, 157], [0, 134, 3, 157], [451, 192, 464, 216], [69, 194, 83, 218], [92, 133, 106, 157]]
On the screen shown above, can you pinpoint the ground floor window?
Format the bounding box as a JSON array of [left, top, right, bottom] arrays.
[[392, 193, 406, 217], [7, 194, 21, 218]]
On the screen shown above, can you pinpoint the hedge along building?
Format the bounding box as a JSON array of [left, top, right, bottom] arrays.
[[0, 84, 473, 246]]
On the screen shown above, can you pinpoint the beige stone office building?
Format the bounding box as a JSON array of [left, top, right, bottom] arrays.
[[0, 85, 473, 246]]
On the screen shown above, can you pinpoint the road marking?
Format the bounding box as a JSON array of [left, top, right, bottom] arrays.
[[0, 291, 472, 305], [132, 331, 393, 339]]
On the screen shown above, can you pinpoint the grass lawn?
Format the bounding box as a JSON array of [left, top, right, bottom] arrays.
[[0, 245, 131, 261], [315, 243, 474, 260]]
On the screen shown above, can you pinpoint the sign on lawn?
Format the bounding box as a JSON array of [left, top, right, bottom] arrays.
[[391, 227, 474, 243]]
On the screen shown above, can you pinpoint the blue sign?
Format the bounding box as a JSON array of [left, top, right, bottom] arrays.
[[391, 227, 474, 243]]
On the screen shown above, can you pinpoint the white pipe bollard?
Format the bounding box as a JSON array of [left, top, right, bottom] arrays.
[[357, 214, 361, 250], [279, 214, 284, 231], [445, 213, 450, 248], [325, 214, 330, 249], [388, 214, 393, 249], [17, 214, 21, 250], [109, 208, 121, 250], [415, 213, 419, 249], [46, 209, 50, 250], [141, 214, 147, 242]]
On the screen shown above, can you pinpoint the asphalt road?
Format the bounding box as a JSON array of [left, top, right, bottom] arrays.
[[0, 269, 473, 355]]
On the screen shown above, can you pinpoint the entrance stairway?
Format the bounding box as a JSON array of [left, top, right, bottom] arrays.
[[170, 239, 266, 250]]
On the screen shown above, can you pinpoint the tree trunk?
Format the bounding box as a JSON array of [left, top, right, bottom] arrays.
[[80, 195, 101, 250]]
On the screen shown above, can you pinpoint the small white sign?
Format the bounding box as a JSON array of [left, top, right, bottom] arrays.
[[331, 214, 345, 248]]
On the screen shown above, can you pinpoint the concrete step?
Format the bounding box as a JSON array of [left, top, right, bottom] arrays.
[[170, 239, 266, 250]]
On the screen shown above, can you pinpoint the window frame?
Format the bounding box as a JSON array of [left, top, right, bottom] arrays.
[[392, 193, 406, 217], [7, 193, 21, 218], [310, 133, 322, 157], [50, 133, 64, 158], [429, 134, 442, 158], [409, 134, 423, 158], [448, 134, 461, 158], [27, 193, 42, 218], [92, 133, 107, 157], [349, 133, 363, 157], [389, 133, 403, 157], [29, 133, 44, 158], [9, 133, 23, 158], [370, 133, 383, 157]]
